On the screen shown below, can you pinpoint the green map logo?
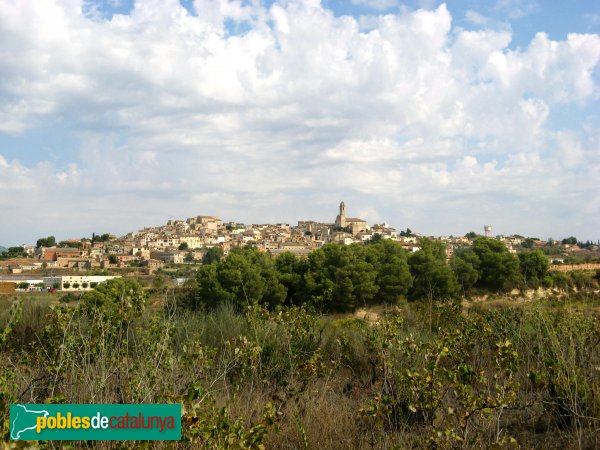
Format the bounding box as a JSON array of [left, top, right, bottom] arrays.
[[10, 405, 50, 440], [10, 404, 181, 441]]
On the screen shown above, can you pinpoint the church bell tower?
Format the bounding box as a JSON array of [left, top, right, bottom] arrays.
[[335, 201, 347, 228]]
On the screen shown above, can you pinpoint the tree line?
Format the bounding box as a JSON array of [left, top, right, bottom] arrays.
[[182, 237, 550, 312], [34, 233, 112, 249]]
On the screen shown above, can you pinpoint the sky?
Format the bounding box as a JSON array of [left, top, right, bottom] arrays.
[[0, 0, 599, 245]]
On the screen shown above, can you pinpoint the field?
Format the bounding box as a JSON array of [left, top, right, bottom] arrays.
[[1, 281, 599, 449]]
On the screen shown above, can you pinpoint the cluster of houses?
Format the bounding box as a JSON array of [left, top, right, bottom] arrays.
[[1, 202, 560, 288]]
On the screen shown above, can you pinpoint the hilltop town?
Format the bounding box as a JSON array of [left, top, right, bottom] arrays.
[[0, 202, 597, 293]]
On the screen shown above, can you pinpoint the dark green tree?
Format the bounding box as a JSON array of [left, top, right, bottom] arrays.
[[452, 248, 480, 294], [334, 259, 378, 310], [521, 238, 535, 249], [518, 250, 549, 285], [202, 247, 224, 265], [471, 237, 521, 290], [367, 239, 413, 303], [303, 246, 336, 310], [408, 239, 458, 300], [186, 263, 226, 310], [276, 252, 307, 305], [36, 236, 56, 248], [0, 247, 27, 259], [400, 228, 415, 237], [561, 236, 577, 245], [369, 233, 383, 244], [216, 248, 286, 308], [58, 240, 82, 248], [376, 255, 412, 303]]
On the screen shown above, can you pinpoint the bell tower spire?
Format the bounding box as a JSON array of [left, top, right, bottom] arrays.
[[335, 201, 347, 228]]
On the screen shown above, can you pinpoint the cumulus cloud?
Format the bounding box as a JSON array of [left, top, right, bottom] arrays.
[[0, 0, 598, 242]]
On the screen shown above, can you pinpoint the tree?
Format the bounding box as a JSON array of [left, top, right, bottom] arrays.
[[333, 259, 378, 310], [58, 240, 82, 248], [91, 233, 111, 243], [369, 233, 383, 244], [408, 239, 458, 301], [452, 248, 480, 295], [400, 228, 415, 237], [303, 246, 337, 309], [335, 226, 352, 233], [464, 232, 478, 239], [408, 239, 458, 331], [202, 247, 224, 265], [367, 239, 413, 303], [521, 238, 535, 249], [518, 250, 549, 285], [185, 263, 225, 310], [0, 247, 27, 259], [80, 278, 146, 338], [246, 249, 288, 308], [561, 236, 577, 245], [471, 238, 521, 291], [216, 248, 280, 307], [17, 282, 29, 290], [276, 252, 307, 305], [36, 236, 56, 248], [376, 255, 413, 303], [178, 242, 189, 251], [108, 255, 118, 264], [184, 252, 195, 263]]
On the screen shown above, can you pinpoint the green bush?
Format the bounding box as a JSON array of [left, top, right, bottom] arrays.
[[2, 278, 599, 447]]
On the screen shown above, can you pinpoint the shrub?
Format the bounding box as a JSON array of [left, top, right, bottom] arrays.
[[60, 293, 78, 303]]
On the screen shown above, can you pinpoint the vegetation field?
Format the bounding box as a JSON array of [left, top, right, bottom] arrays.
[[1, 238, 600, 448]]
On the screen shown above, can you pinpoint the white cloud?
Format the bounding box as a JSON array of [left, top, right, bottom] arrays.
[[494, 0, 539, 20], [351, 0, 399, 11], [464, 10, 489, 26], [0, 1, 598, 242]]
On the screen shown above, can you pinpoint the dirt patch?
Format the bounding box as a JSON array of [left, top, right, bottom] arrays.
[[353, 306, 384, 324]]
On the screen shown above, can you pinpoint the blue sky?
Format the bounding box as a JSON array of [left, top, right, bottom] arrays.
[[0, 0, 599, 245]]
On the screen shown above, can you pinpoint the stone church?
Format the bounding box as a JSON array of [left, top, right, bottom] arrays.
[[334, 201, 368, 235]]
